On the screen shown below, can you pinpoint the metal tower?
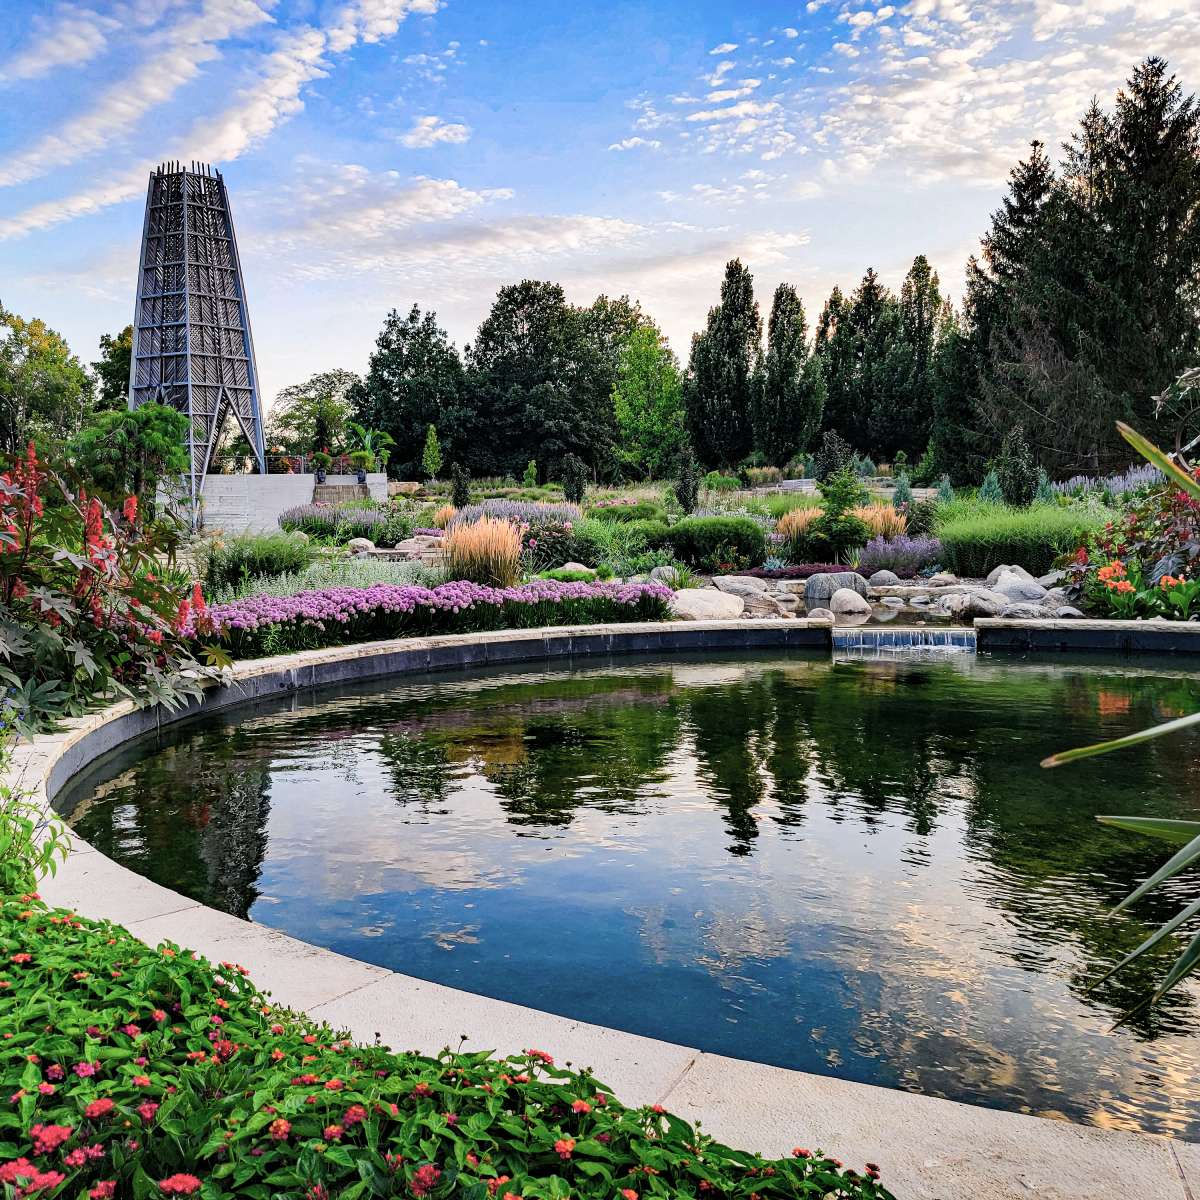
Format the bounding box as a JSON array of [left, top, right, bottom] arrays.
[[128, 162, 266, 523]]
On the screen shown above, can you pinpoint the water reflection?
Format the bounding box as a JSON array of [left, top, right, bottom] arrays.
[[59, 652, 1200, 1136]]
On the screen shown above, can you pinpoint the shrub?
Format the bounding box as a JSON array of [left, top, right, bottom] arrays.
[[666, 516, 767, 572], [522, 520, 578, 572], [0, 896, 887, 1200], [905, 497, 941, 537], [421, 424, 442, 480], [451, 499, 582, 528], [856, 534, 943, 577], [704, 471, 740, 493], [813, 431, 854, 481], [586, 501, 664, 523], [978, 469, 1004, 504], [539, 566, 597, 582], [994, 427, 1038, 507], [348, 449, 374, 472], [911, 444, 937, 487], [67, 404, 190, 510], [431, 503, 457, 529], [209, 558, 436, 604], [333, 507, 387, 541], [936, 501, 1113, 576], [807, 469, 870, 564], [450, 462, 471, 508], [0, 729, 68, 894], [0, 446, 221, 734], [674, 446, 701, 515], [937, 474, 955, 502], [892, 472, 913, 511], [561, 453, 588, 505], [375, 506, 415, 548], [1035, 467, 1055, 504], [852, 454, 876, 478], [198, 533, 314, 594], [443, 516, 523, 587], [854, 504, 907, 540], [278, 504, 340, 538], [566, 518, 668, 573], [523, 458, 538, 487]]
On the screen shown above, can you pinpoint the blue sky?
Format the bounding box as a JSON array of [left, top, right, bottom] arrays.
[[2, 0, 1199, 407]]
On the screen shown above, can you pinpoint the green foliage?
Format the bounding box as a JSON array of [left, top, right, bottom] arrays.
[[197, 533, 315, 594], [1035, 466, 1055, 503], [567, 518, 669, 572], [91, 325, 132, 413], [421, 424, 442, 479], [586, 501, 664, 523], [611, 323, 685, 477], [995, 427, 1039, 507], [68, 404, 190, 506], [665, 516, 767, 572], [561, 452, 588, 505], [267, 369, 358, 455], [0, 302, 93, 457], [978, 470, 1004, 503], [684, 259, 761, 467], [0, 731, 68, 895], [348, 450, 374, 472], [911, 444, 937, 487], [892, 449, 908, 473], [209, 558, 434, 604], [892, 471, 913, 510], [673, 444, 701, 515], [704, 471, 740, 493], [450, 462, 471, 509], [937, 474, 955, 502], [0, 896, 887, 1198], [522, 458, 538, 487], [538, 566, 598, 583], [936, 499, 1113, 575], [812, 430, 854, 482], [755, 283, 825, 464], [345, 421, 395, 471], [809, 469, 871, 563]]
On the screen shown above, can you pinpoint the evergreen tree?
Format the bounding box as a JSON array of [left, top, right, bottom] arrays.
[[450, 462, 471, 508], [674, 444, 701, 514], [560, 452, 587, 505], [755, 283, 825, 465], [684, 259, 762, 468], [351, 306, 468, 478]]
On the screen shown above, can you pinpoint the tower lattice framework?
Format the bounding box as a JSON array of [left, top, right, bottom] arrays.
[[129, 162, 266, 521]]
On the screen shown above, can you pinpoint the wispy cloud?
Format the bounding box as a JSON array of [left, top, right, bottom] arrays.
[[708, 42, 738, 55], [608, 136, 661, 151], [400, 114, 471, 147]]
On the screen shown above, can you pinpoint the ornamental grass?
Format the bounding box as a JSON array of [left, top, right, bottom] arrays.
[[852, 504, 908, 540], [0, 895, 890, 1198], [442, 516, 523, 587], [185, 580, 674, 658], [776, 507, 822, 541], [431, 504, 457, 529]]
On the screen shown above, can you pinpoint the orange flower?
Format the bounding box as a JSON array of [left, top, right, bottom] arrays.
[[1115, 580, 1134, 594]]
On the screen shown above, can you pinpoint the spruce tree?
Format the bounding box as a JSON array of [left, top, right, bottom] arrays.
[[755, 283, 824, 465], [684, 259, 762, 468], [674, 444, 701, 514]]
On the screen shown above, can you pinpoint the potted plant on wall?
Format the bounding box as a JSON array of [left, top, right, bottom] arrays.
[[349, 450, 373, 484], [312, 450, 332, 484]]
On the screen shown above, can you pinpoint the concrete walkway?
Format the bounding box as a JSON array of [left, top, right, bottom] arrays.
[[11, 623, 1200, 1200]]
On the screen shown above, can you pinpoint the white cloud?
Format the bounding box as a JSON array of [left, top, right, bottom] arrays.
[[783, 27, 799, 38], [325, 0, 441, 54], [708, 42, 738, 54], [400, 114, 472, 147], [686, 100, 780, 123], [0, 0, 273, 189], [609, 136, 662, 151]]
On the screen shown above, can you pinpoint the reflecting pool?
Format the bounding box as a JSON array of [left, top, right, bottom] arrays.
[[58, 651, 1200, 1136]]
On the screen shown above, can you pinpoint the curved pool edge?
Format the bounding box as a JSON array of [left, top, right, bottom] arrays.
[[9, 620, 1198, 1200]]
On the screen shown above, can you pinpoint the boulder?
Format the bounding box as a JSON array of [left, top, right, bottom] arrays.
[[772, 592, 802, 611], [881, 595, 905, 607], [804, 571, 869, 611], [966, 589, 1009, 618], [829, 587, 873, 616], [562, 561, 593, 574], [806, 607, 834, 622], [1056, 606, 1086, 619], [743, 591, 788, 617], [387, 481, 423, 497], [346, 537, 376, 555], [928, 571, 959, 587], [993, 572, 1049, 603], [650, 564, 682, 586], [712, 574, 770, 596], [1038, 569, 1066, 588], [869, 569, 902, 586], [288, 530, 309, 543], [394, 536, 442, 555], [671, 588, 745, 621], [775, 579, 808, 595], [1043, 586, 1068, 607], [999, 602, 1056, 619], [986, 563, 1036, 587]]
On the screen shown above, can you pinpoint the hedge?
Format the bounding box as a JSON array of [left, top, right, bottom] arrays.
[[0, 896, 891, 1198], [665, 517, 768, 572]]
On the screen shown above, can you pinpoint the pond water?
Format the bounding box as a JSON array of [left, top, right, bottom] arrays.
[[58, 651, 1200, 1137]]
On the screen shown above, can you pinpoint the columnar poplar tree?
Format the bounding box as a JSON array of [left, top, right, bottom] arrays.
[[684, 259, 762, 468], [754, 283, 825, 465]]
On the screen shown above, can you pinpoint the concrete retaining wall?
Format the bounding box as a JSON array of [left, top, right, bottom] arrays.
[[197, 472, 388, 534], [977, 617, 1200, 654]]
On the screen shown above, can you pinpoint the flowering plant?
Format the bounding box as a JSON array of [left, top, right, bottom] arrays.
[[188, 579, 674, 659], [0, 896, 890, 1198], [0, 445, 226, 733]]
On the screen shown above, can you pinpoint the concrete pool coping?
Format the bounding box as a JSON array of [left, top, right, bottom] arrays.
[[8, 618, 1200, 1200]]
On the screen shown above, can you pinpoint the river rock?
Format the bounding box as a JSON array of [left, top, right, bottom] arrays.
[[966, 588, 1009, 617], [994, 572, 1049, 603], [829, 587, 873, 615], [869, 569, 902, 586], [928, 571, 959, 587], [1000, 602, 1056, 619], [1056, 606, 1085, 618], [806, 607, 834, 622], [804, 571, 869, 610], [346, 537, 376, 554], [881, 595, 905, 607], [671, 588, 745, 621], [712, 575, 770, 596], [987, 563, 1037, 587]]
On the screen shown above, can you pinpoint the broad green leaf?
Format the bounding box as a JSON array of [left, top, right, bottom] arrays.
[[1118, 421, 1200, 501], [1096, 816, 1200, 845], [1041, 710, 1200, 767]]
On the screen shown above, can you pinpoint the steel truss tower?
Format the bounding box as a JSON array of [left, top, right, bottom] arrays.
[[128, 162, 266, 523]]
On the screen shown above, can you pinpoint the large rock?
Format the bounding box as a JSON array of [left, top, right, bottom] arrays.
[[712, 575, 770, 596], [804, 571, 869, 611], [1038, 569, 1066, 588], [986, 563, 1036, 587], [1056, 606, 1085, 618], [806, 607, 834, 622], [928, 571, 959, 587], [993, 572, 1049, 603], [388, 481, 423, 497], [829, 587, 873, 615], [966, 589, 1009, 618], [772, 592, 802, 611], [394, 535, 443, 556], [671, 588, 745, 621], [650, 564, 682, 586], [868, 569, 902, 586], [1043, 586, 1068, 607], [742, 592, 788, 617], [1000, 602, 1056, 619], [346, 537, 376, 555], [775, 579, 808, 595]]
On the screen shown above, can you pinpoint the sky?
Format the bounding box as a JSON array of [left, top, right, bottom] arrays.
[[2, 0, 1199, 411]]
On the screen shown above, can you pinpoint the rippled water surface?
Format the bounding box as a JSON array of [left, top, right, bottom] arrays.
[[60, 651, 1200, 1136]]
